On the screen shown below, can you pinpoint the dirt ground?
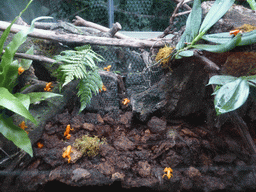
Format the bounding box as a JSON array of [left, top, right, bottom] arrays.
[[2, 107, 256, 192]]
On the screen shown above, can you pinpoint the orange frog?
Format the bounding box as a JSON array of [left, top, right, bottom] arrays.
[[62, 145, 72, 163], [64, 124, 74, 139], [44, 82, 53, 92], [18, 67, 25, 75], [162, 167, 173, 179]]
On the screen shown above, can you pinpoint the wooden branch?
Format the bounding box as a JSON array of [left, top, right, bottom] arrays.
[[170, 0, 185, 25], [0, 21, 171, 48], [72, 16, 130, 39], [174, 10, 191, 17], [107, 22, 122, 38], [158, 0, 185, 38], [14, 52, 57, 64]]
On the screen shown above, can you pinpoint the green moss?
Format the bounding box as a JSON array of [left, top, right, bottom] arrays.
[[73, 134, 106, 157]]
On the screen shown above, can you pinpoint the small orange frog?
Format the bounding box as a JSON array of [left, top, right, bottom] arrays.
[[62, 145, 72, 163], [19, 121, 28, 134], [122, 98, 130, 106], [64, 124, 74, 139], [162, 167, 173, 179], [44, 82, 53, 92], [37, 142, 44, 148], [229, 29, 240, 36], [104, 65, 111, 72], [99, 84, 107, 92], [18, 66, 25, 75]]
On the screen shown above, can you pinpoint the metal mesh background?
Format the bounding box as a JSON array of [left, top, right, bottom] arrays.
[[86, 45, 165, 116]]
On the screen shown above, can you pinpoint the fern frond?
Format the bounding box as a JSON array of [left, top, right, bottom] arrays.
[[54, 45, 104, 89], [53, 45, 104, 113], [77, 71, 103, 113]]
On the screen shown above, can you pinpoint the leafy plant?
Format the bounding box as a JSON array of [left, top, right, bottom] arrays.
[[53, 45, 104, 113], [174, 0, 256, 59], [208, 75, 252, 115], [168, 0, 256, 115], [0, 0, 62, 157]]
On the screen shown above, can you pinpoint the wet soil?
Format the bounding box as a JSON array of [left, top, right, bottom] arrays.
[[4, 109, 256, 192]]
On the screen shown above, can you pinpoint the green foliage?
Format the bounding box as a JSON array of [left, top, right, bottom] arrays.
[[0, 114, 33, 157], [207, 75, 256, 115], [77, 71, 103, 113], [174, 0, 256, 59], [53, 45, 103, 113], [173, 0, 256, 116], [0, 1, 62, 157], [246, 0, 256, 10], [73, 134, 106, 157], [202, 29, 256, 46]]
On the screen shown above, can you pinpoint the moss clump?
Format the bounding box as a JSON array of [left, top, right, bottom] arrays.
[[73, 135, 106, 157], [155, 45, 175, 68], [237, 24, 256, 32]]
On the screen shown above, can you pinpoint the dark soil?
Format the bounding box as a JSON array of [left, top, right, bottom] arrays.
[[2, 108, 256, 192]]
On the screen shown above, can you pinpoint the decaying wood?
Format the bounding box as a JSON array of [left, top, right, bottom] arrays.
[[198, 54, 256, 162], [229, 111, 256, 161], [0, 20, 172, 48], [193, 50, 220, 72], [72, 16, 129, 39]]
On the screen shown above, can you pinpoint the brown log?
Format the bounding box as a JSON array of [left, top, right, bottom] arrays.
[[72, 16, 130, 39], [0, 21, 170, 48]]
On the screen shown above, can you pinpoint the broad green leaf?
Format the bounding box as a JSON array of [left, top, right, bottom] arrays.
[[0, 59, 19, 91], [0, 0, 33, 55], [208, 75, 237, 86], [0, 115, 33, 157], [199, 0, 235, 34], [176, 0, 202, 49], [247, 0, 256, 10], [202, 30, 256, 46], [0, 87, 37, 124], [0, 16, 52, 91], [14, 93, 30, 110], [26, 92, 63, 104], [178, 50, 194, 57], [201, 32, 231, 44], [20, 45, 34, 70], [192, 33, 241, 53], [238, 30, 256, 46], [214, 77, 249, 115]]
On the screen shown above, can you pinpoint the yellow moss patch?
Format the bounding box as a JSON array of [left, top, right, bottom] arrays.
[[237, 24, 256, 32], [155, 45, 175, 66]]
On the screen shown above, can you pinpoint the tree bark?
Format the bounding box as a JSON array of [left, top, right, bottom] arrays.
[[0, 20, 172, 48]]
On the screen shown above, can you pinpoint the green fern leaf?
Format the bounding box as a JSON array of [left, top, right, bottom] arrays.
[[54, 45, 103, 89], [53, 45, 104, 113], [77, 71, 103, 113]]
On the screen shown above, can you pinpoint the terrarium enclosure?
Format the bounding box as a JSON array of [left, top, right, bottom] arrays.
[[1, 0, 256, 192]]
